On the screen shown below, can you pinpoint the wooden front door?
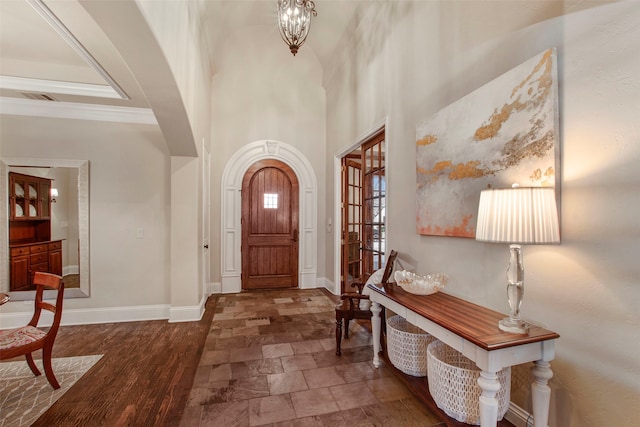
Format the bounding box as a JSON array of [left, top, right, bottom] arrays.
[[241, 160, 299, 290]]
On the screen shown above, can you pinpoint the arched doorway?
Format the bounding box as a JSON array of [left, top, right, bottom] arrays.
[[241, 160, 299, 289], [220, 140, 318, 294]]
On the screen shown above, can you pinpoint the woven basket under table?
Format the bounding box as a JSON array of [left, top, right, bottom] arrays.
[[386, 315, 435, 377], [427, 340, 511, 425]]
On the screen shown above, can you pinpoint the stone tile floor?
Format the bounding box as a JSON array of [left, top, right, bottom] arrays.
[[180, 288, 446, 427]]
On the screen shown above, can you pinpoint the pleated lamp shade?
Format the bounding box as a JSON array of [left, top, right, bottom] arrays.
[[476, 186, 560, 244]]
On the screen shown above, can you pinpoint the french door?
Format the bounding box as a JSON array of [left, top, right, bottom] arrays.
[[362, 133, 386, 275], [341, 129, 386, 293], [342, 157, 362, 292]]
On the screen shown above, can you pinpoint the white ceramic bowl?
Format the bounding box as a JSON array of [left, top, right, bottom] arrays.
[[394, 270, 447, 295]]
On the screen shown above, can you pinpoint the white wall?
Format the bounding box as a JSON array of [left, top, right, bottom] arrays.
[[209, 26, 327, 284], [85, 0, 214, 313], [325, 1, 639, 426], [1, 115, 171, 311]]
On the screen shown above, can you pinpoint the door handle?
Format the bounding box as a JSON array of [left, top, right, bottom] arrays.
[[292, 229, 298, 243]]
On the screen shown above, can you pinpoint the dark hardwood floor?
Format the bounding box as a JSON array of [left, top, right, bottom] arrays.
[[25, 296, 217, 426], [63, 274, 80, 289]]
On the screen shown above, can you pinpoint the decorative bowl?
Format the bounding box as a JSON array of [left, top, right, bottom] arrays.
[[394, 270, 448, 296]]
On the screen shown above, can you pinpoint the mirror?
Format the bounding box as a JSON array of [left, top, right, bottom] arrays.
[[1, 158, 89, 299]]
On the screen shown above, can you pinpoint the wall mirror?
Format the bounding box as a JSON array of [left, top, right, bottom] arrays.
[[1, 158, 89, 300]]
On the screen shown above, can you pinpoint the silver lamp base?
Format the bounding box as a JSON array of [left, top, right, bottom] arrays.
[[499, 317, 528, 334]]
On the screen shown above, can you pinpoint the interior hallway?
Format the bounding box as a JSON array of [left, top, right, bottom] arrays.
[[180, 288, 444, 426], [15, 288, 446, 426]]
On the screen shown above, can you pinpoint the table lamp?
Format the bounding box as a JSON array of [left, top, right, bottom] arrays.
[[475, 185, 560, 333]]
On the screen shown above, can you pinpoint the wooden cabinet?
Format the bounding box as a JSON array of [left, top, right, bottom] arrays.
[[10, 247, 31, 292], [48, 241, 63, 276], [9, 173, 52, 244], [9, 172, 52, 221], [8, 172, 60, 291], [9, 240, 64, 291]]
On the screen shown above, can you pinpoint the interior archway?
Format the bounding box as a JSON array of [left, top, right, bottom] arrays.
[[220, 140, 318, 294]]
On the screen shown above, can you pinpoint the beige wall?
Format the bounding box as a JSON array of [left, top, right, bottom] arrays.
[[135, 0, 213, 308], [325, 2, 639, 426], [85, 0, 214, 310], [1, 116, 171, 310], [209, 25, 327, 284]]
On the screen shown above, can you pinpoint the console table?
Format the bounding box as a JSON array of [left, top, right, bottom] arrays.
[[368, 283, 559, 427]]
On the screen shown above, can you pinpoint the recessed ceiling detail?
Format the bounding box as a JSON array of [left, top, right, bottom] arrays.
[[1, 75, 123, 100], [20, 92, 57, 102], [1, 0, 150, 121], [0, 97, 157, 125], [22, 0, 128, 100]]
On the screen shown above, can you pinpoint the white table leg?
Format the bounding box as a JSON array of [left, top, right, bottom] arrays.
[[531, 360, 553, 427], [371, 301, 382, 368], [477, 370, 500, 426]]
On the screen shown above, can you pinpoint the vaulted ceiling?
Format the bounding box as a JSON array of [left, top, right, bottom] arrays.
[[0, 0, 365, 113]]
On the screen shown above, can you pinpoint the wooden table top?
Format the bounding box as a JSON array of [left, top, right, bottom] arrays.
[[368, 283, 559, 351]]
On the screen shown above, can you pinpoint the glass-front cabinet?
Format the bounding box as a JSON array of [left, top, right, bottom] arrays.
[[9, 172, 52, 220], [8, 172, 59, 291], [39, 179, 51, 218]]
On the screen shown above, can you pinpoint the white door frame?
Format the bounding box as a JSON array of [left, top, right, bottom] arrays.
[[202, 140, 212, 295], [220, 140, 317, 294]]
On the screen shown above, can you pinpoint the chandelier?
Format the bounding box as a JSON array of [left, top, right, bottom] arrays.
[[277, 0, 317, 56]]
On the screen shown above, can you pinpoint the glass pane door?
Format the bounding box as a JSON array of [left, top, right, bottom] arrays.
[[341, 157, 362, 293], [340, 129, 386, 293], [362, 132, 386, 275]]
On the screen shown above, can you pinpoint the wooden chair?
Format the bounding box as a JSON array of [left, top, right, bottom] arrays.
[[0, 272, 65, 389], [335, 250, 397, 355]]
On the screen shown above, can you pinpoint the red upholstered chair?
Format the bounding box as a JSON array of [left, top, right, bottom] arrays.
[[335, 250, 397, 355], [0, 272, 65, 389]]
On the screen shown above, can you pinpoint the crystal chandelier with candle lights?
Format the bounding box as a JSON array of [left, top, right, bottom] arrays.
[[277, 0, 317, 56]]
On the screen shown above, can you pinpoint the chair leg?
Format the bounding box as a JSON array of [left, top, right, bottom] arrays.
[[335, 317, 343, 356], [42, 346, 60, 389], [25, 353, 42, 377], [344, 319, 350, 339]]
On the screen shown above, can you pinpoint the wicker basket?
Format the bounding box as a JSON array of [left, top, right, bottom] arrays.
[[386, 315, 435, 377], [427, 340, 511, 425]]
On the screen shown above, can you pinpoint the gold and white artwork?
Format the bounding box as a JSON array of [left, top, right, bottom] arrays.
[[415, 48, 559, 238]]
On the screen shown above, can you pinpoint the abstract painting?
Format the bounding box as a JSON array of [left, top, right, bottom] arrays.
[[416, 48, 559, 238]]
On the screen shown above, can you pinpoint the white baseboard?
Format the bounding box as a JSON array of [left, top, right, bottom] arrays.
[[316, 276, 338, 295], [0, 298, 210, 329], [505, 403, 532, 427], [169, 296, 206, 323], [221, 275, 241, 294], [0, 304, 170, 329], [63, 265, 79, 276], [209, 281, 221, 294], [299, 271, 318, 289]]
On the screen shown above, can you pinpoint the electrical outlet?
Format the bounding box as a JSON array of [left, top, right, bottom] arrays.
[[136, 228, 144, 239]]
